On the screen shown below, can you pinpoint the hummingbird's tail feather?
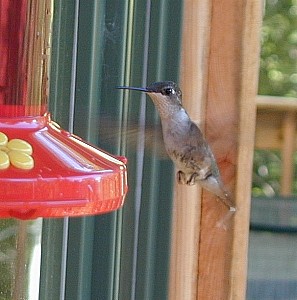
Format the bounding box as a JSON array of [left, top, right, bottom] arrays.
[[216, 209, 236, 230], [198, 175, 236, 211]]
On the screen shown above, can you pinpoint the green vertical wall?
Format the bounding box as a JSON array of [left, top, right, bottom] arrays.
[[40, 1, 183, 299]]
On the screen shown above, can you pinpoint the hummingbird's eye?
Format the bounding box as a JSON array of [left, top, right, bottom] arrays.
[[163, 88, 175, 95]]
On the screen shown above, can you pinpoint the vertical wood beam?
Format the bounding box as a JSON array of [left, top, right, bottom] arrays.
[[229, 1, 262, 298], [169, 1, 212, 299], [280, 112, 296, 196], [169, 1, 262, 299]]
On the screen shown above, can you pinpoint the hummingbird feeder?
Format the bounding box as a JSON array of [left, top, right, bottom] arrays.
[[0, 0, 128, 219]]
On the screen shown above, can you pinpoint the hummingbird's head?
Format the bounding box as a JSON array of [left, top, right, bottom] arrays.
[[117, 81, 183, 111], [144, 81, 182, 105]]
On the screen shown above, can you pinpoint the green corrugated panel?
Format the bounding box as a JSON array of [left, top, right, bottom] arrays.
[[39, 0, 76, 299], [40, 0, 183, 299], [117, 1, 183, 299]]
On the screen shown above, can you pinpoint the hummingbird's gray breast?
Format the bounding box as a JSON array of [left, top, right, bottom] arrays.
[[161, 112, 198, 163], [160, 109, 217, 180]]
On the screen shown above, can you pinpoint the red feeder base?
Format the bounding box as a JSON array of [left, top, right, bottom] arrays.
[[0, 113, 128, 219]]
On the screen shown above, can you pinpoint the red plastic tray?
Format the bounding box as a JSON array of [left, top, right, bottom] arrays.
[[0, 113, 128, 219]]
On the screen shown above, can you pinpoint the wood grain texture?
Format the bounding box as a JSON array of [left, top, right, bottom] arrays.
[[280, 112, 296, 196], [229, 1, 262, 299], [198, 1, 243, 299], [169, 1, 211, 299], [169, 0, 262, 299]]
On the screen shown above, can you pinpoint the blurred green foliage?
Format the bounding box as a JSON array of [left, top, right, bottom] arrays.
[[253, 150, 282, 196], [253, 0, 297, 196], [259, 0, 297, 97]]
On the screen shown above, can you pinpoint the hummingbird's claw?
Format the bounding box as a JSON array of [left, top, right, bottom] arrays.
[[186, 173, 198, 185], [177, 170, 211, 186], [177, 171, 188, 185]]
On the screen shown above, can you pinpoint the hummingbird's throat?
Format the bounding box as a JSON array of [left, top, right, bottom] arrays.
[[148, 93, 181, 119]]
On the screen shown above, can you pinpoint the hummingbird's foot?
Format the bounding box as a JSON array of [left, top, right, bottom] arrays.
[[177, 171, 187, 185], [185, 168, 212, 185], [177, 171, 198, 185], [177, 171, 211, 186], [186, 172, 198, 185]]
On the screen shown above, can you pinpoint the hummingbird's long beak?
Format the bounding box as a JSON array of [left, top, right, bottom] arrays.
[[116, 86, 149, 92]]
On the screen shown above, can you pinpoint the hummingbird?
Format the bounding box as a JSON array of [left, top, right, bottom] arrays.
[[117, 81, 236, 211]]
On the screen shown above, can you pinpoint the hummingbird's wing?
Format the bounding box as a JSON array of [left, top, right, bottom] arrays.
[[180, 122, 220, 179], [97, 115, 168, 159], [182, 122, 236, 210]]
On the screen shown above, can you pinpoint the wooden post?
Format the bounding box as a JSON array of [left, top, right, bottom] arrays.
[[280, 112, 296, 196], [169, 1, 211, 299], [169, 1, 262, 299]]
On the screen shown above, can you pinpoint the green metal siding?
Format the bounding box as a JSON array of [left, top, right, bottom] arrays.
[[40, 0, 183, 299]]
